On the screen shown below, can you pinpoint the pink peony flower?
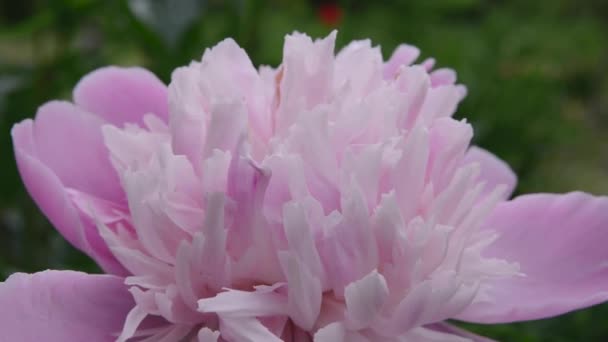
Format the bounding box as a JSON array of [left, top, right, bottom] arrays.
[[3, 31, 608, 341]]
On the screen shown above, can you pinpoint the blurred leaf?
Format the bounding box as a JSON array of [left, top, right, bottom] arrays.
[[0, 74, 23, 110], [128, 0, 206, 47]]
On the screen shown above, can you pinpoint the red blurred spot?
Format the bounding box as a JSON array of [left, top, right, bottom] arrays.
[[318, 3, 343, 27]]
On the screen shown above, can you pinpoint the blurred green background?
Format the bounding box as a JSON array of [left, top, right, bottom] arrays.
[[1, 0, 607, 340]]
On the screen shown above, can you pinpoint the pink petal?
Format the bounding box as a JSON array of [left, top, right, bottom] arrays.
[[68, 189, 130, 276], [334, 39, 383, 98], [313, 323, 346, 341], [198, 327, 220, 341], [74, 66, 168, 125], [383, 44, 420, 79], [225, 152, 281, 283], [313, 323, 371, 342], [344, 270, 389, 330], [458, 192, 608, 323], [0, 271, 132, 342], [394, 66, 430, 129], [11, 113, 125, 274], [283, 202, 325, 281], [198, 286, 288, 317], [279, 252, 323, 331], [276, 31, 336, 133], [198, 192, 229, 291], [202, 101, 248, 160], [427, 118, 473, 191], [426, 323, 496, 342], [16, 101, 122, 202], [196, 38, 260, 104], [12, 123, 85, 251], [168, 63, 207, 173], [322, 181, 378, 295], [392, 125, 429, 222], [463, 146, 517, 199], [429, 68, 457, 87], [419, 85, 466, 123], [219, 316, 283, 342]]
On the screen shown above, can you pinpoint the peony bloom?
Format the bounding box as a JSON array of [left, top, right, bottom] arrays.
[[3, 31, 608, 341]]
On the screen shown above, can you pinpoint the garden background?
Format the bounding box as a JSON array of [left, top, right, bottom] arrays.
[[1, 0, 607, 340]]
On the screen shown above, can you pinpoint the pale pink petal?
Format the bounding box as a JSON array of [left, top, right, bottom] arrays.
[[421, 57, 436, 71], [0, 271, 132, 342], [285, 108, 340, 212], [168, 63, 207, 173], [463, 146, 517, 199], [225, 152, 283, 284], [394, 66, 430, 129], [202, 101, 248, 160], [392, 125, 429, 222], [458, 192, 608, 323], [419, 86, 467, 123], [430, 68, 457, 87], [197, 38, 261, 104], [169, 38, 268, 170], [372, 191, 404, 265], [314, 322, 372, 342], [427, 118, 473, 191], [340, 144, 383, 211], [314, 322, 346, 341], [344, 270, 388, 330], [74, 66, 168, 125], [198, 192, 230, 291], [334, 39, 383, 98], [283, 202, 325, 280], [198, 286, 288, 317], [378, 280, 433, 334], [279, 252, 323, 331], [117, 306, 149, 342], [322, 182, 378, 295], [383, 44, 420, 79], [198, 327, 220, 342], [276, 31, 336, 133], [219, 316, 283, 342]]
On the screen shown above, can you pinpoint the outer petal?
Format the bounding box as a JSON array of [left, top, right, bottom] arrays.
[[458, 192, 608, 323], [11, 102, 127, 275], [74, 66, 169, 125], [12, 120, 86, 251], [0, 270, 132, 342], [425, 323, 495, 342], [15, 101, 122, 202], [463, 146, 517, 199]]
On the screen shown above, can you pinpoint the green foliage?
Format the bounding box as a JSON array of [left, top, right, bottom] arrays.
[[1, 0, 607, 340]]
